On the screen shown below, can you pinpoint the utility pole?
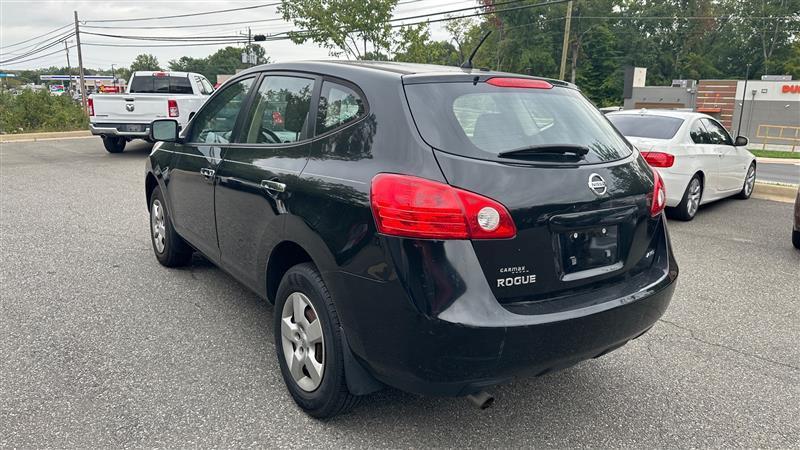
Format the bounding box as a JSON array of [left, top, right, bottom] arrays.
[[74, 11, 87, 112], [558, 0, 573, 81], [111, 64, 116, 88], [64, 40, 73, 95]]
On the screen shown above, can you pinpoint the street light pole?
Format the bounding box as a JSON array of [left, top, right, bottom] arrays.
[[736, 63, 751, 137]]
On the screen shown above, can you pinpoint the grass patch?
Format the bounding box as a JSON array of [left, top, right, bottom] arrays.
[[749, 149, 800, 159]]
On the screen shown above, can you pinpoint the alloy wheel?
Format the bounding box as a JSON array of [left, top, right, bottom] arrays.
[[280, 292, 325, 392], [687, 178, 701, 218], [744, 165, 756, 197], [151, 199, 166, 254]]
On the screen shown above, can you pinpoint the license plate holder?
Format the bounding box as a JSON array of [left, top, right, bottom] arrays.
[[560, 225, 619, 275], [122, 124, 144, 132]]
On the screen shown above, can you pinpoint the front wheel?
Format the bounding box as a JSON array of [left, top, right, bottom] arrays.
[[102, 136, 126, 153], [736, 163, 756, 199], [274, 263, 358, 419]]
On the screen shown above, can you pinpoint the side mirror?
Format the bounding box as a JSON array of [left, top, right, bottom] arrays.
[[150, 119, 180, 142], [735, 135, 749, 147]]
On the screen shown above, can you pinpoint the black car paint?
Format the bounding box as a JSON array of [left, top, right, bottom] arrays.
[[145, 61, 677, 397]]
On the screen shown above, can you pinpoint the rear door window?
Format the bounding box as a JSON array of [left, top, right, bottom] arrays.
[[404, 81, 633, 164], [316, 81, 365, 135], [243, 75, 314, 144], [606, 114, 684, 140]]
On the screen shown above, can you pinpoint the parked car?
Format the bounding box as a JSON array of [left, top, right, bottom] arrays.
[[607, 110, 756, 221], [794, 186, 800, 249], [144, 61, 678, 418], [89, 71, 214, 153]]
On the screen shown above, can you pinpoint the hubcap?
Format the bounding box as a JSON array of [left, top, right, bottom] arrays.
[[687, 178, 701, 217], [280, 292, 325, 392], [744, 166, 756, 196], [151, 199, 166, 253]]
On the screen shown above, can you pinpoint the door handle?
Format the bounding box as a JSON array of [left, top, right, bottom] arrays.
[[261, 179, 286, 193], [200, 168, 215, 179]]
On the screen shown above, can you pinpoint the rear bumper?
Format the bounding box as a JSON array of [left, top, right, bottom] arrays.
[[328, 218, 678, 396], [90, 123, 150, 138]]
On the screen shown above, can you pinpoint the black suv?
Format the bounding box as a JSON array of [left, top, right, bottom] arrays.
[[145, 61, 678, 418]]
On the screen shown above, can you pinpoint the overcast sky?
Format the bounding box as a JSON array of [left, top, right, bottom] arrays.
[[0, 0, 475, 72]]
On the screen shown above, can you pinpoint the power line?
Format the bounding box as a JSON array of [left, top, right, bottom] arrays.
[[81, 40, 248, 48], [0, 23, 72, 50], [0, 33, 75, 65], [80, 31, 246, 42], [83, 2, 281, 23], [0, 45, 76, 66]]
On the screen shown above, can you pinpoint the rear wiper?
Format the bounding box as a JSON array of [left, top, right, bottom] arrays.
[[497, 144, 589, 159]]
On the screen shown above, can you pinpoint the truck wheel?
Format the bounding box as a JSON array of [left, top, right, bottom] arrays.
[[274, 263, 358, 418], [102, 136, 126, 153]]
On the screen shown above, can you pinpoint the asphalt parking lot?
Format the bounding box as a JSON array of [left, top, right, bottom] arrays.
[[1, 137, 798, 447]]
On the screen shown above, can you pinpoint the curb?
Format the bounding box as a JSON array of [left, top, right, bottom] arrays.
[[756, 157, 800, 165], [0, 130, 91, 143], [752, 182, 797, 204]]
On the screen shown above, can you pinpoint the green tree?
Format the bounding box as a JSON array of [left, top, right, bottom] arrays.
[[130, 53, 162, 72], [168, 45, 271, 83], [279, 0, 398, 59], [392, 23, 460, 66]]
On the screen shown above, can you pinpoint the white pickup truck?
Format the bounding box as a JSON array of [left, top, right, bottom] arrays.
[[89, 71, 214, 153]]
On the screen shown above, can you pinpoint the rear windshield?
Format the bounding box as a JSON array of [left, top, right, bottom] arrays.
[[129, 75, 193, 94], [607, 114, 684, 139], [404, 81, 632, 164]]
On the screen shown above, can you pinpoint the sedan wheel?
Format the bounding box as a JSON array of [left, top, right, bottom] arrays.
[[738, 164, 756, 199], [280, 292, 325, 392], [686, 177, 702, 218], [151, 199, 166, 254]]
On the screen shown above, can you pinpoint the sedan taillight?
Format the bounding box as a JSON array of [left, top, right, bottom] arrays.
[[641, 151, 675, 168], [649, 169, 667, 217], [370, 174, 516, 240], [168, 99, 179, 118]]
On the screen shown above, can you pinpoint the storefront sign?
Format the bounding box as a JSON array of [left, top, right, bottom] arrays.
[[782, 84, 800, 94]]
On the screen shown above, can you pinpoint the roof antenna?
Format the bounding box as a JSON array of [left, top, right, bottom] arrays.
[[460, 30, 492, 70]]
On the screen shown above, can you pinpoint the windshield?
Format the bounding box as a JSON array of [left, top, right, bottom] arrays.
[[129, 75, 193, 94], [607, 114, 684, 140], [404, 81, 632, 164]]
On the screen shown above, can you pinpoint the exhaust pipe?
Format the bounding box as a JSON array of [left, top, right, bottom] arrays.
[[466, 391, 494, 409]]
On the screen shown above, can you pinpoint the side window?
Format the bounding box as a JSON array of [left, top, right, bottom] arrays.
[[702, 118, 733, 145], [201, 77, 215, 94], [244, 75, 314, 144], [690, 120, 709, 144], [315, 81, 365, 135], [187, 77, 254, 144]]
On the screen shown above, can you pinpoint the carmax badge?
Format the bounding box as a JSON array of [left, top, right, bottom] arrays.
[[588, 173, 607, 196]]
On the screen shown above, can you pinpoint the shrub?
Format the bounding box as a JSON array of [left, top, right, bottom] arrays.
[[0, 90, 88, 134]]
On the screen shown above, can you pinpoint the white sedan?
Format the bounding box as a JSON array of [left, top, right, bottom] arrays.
[[607, 110, 756, 221]]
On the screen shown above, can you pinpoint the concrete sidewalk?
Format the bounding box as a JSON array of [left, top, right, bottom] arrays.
[[0, 130, 91, 143], [753, 182, 797, 203], [756, 156, 800, 165]]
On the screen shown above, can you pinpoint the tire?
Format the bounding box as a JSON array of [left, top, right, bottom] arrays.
[[736, 163, 756, 199], [102, 136, 126, 153], [149, 186, 192, 267], [274, 263, 358, 419], [670, 175, 703, 221], [793, 230, 800, 250]]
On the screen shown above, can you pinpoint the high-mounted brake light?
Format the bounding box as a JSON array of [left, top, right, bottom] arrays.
[[641, 151, 675, 168], [486, 78, 553, 89], [168, 99, 179, 118], [87, 98, 94, 116], [649, 169, 666, 217], [154, 72, 168, 77], [370, 174, 516, 240]]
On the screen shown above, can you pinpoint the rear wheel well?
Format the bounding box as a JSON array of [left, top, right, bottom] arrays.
[[266, 241, 314, 304], [145, 173, 158, 210], [693, 171, 705, 192]]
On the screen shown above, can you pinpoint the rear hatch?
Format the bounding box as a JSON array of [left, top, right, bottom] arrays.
[[403, 75, 662, 305]]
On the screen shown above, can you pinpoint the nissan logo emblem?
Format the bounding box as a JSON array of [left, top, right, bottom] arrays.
[[588, 173, 607, 196]]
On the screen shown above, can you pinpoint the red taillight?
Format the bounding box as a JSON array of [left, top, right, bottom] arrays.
[[486, 77, 553, 89], [649, 169, 666, 217], [641, 151, 674, 168], [370, 174, 516, 240], [154, 72, 167, 77], [168, 99, 179, 117], [87, 98, 94, 116]]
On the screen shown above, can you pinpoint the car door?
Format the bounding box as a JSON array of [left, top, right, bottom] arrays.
[[702, 118, 742, 192], [167, 76, 256, 260], [214, 73, 317, 290], [687, 118, 723, 195]]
